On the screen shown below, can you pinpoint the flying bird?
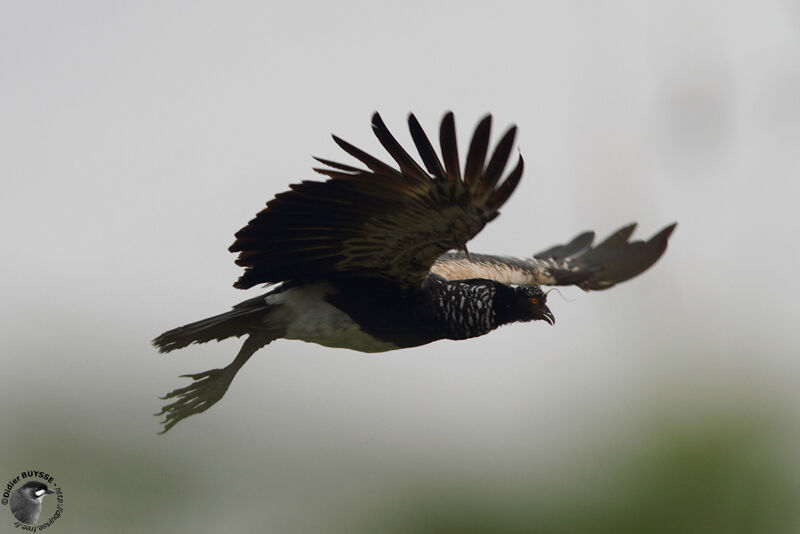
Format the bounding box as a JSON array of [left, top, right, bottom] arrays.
[[9, 481, 55, 525], [154, 112, 675, 433]]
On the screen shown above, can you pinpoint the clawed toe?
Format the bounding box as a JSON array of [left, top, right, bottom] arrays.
[[180, 369, 223, 380], [156, 368, 233, 433]]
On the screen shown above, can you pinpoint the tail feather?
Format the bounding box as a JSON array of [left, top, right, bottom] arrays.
[[153, 295, 271, 353]]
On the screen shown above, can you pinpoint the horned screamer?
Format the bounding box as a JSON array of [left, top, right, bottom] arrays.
[[154, 112, 675, 432]]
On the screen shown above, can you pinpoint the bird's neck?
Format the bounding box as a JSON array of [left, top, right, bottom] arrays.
[[430, 278, 504, 340]]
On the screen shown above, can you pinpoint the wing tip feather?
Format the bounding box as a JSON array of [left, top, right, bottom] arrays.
[[229, 111, 527, 289]]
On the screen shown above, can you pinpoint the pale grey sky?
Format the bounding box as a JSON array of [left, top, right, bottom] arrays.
[[1, 1, 798, 531]]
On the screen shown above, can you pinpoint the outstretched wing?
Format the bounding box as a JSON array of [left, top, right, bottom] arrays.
[[229, 112, 523, 289], [431, 223, 676, 290]]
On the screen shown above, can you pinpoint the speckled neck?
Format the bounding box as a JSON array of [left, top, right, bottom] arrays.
[[430, 278, 501, 340]]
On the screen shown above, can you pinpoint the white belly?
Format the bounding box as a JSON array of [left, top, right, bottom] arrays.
[[266, 283, 399, 353]]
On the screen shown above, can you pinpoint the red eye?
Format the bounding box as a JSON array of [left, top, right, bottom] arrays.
[[530, 297, 539, 305]]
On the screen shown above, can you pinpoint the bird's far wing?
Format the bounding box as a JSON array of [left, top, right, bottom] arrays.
[[431, 223, 676, 290], [229, 112, 523, 289]]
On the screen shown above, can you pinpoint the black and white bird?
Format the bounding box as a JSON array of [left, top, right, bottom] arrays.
[[9, 481, 55, 525], [154, 112, 675, 433]]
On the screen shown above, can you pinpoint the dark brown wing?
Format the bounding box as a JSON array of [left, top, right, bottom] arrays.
[[229, 112, 523, 289], [431, 223, 676, 290]]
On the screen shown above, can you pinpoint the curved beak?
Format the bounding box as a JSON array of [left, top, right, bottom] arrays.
[[539, 305, 555, 325]]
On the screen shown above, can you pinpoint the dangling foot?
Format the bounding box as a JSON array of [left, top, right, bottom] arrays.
[[156, 367, 235, 433], [155, 331, 276, 433]]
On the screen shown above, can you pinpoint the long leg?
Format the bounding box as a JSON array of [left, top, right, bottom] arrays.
[[156, 331, 275, 433]]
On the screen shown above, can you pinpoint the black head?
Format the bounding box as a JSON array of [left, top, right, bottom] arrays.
[[497, 285, 554, 325], [18, 481, 55, 500]]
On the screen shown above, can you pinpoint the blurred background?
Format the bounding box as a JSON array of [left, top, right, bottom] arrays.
[[1, 1, 798, 532]]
